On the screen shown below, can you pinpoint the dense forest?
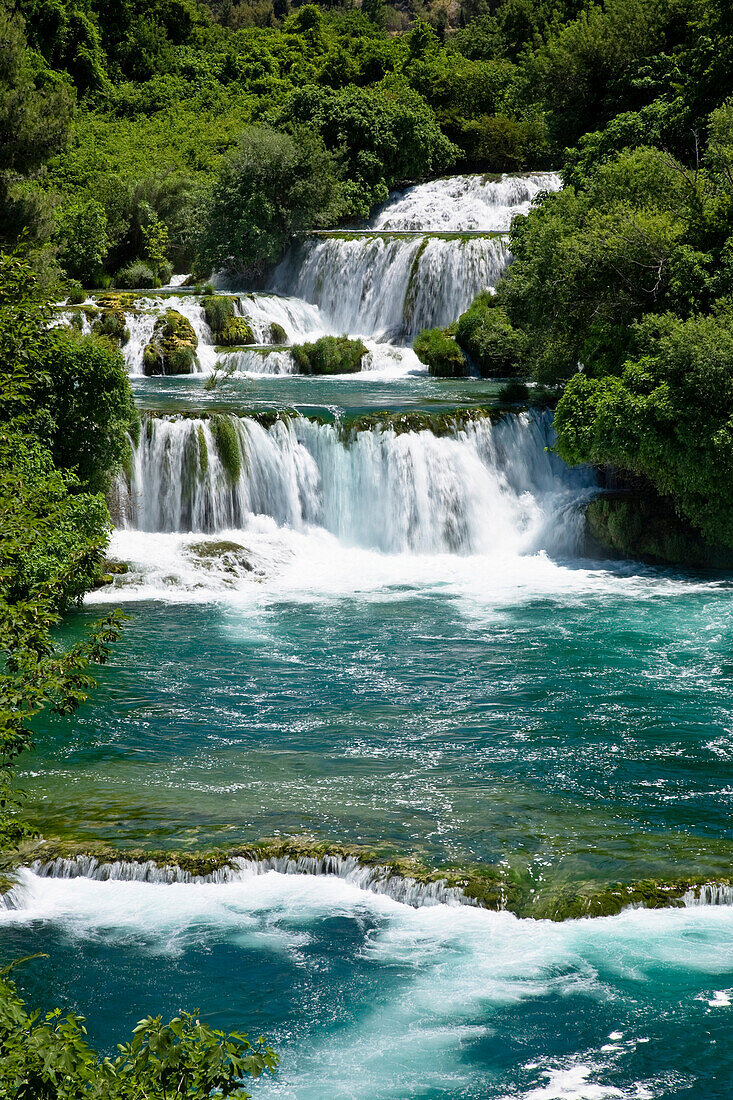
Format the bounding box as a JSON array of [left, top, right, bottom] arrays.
[[3, 0, 733, 1092]]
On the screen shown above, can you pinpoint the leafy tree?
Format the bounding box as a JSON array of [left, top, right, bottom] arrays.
[[36, 332, 138, 495], [554, 308, 733, 549], [197, 125, 341, 275], [55, 199, 109, 285]]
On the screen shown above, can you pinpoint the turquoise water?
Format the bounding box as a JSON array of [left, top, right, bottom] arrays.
[[4, 871, 733, 1098], [21, 563, 733, 892], [130, 373, 508, 417], [8, 170, 733, 1096]]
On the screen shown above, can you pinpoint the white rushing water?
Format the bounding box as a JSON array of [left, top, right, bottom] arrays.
[[119, 410, 595, 554], [372, 172, 562, 231], [271, 234, 510, 339], [3, 871, 733, 1098], [56, 172, 559, 373]]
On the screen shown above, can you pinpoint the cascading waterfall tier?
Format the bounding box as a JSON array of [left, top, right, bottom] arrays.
[[119, 409, 596, 557], [372, 171, 562, 231], [7, 855, 472, 909], [270, 234, 511, 340]]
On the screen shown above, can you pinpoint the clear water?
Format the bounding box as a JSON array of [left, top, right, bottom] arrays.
[[4, 873, 733, 1098], [8, 173, 733, 1098]]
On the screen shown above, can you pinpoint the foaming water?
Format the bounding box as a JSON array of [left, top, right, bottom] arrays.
[[372, 172, 562, 231], [271, 234, 510, 339], [118, 410, 595, 558], [3, 871, 733, 1098]]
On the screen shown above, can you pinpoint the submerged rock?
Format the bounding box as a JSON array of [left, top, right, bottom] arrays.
[[143, 309, 198, 375]]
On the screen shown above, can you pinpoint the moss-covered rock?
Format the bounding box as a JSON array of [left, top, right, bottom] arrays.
[[585, 492, 733, 568], [210, 414, 242, 480], [14, 835, 733, 922], [143, 309, 198, 376], [202, 294, 254, 346], [269, 322, 288, 345], [291, 335, 367, 375], [92, 307, 129, 344], [344, 407, 501, 437]]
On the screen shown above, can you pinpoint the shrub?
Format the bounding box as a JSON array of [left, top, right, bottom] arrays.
[[66, 280, 85, 304], [413, 327, 467, 377], [455, 294, 527, 377], [158, 259, 174, 284], [290, 335, 367, 374], [116, 260, 159, 289]]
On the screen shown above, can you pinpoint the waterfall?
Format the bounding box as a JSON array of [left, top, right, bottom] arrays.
[[120, 410, 596, 556], [271, 234, 510, 339], [123, 295, 216, 375], [13, 855, 473, 908], [372, 172, 562, 231]]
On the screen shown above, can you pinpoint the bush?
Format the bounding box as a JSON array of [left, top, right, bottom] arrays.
[[66, 280, 85, 304], [455, 294, 527, 377], [290, 335, 367, 374], [413, 327, 467, 377], [158, 259, 174, 284], [116, 260, 159, 289], [196, 126, 341, 276]]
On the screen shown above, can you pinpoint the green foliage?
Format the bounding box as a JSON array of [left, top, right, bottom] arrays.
[[455, 292, 526, 376], [413, 326, 467, 377], [269, 321, 287, 344], [284, 81, 458, 218], [115, 259, 159, 289], [55, 200, 109, 285], [290, 334, 367, 374], [498, 146, 729, 383], [211, 414, 242, 480], [202, 294, 252, 345], [36, 331, 137, 494], [554, 309, 733, 548], [66, 280, 85, 304], [0, 968, 277, 1099], [0, 251, 133, 848], [197, 126, 341, 276]]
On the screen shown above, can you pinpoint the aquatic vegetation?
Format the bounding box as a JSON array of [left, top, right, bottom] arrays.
[[413, 326, 467, 377], [210, 414, 242, 481]]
